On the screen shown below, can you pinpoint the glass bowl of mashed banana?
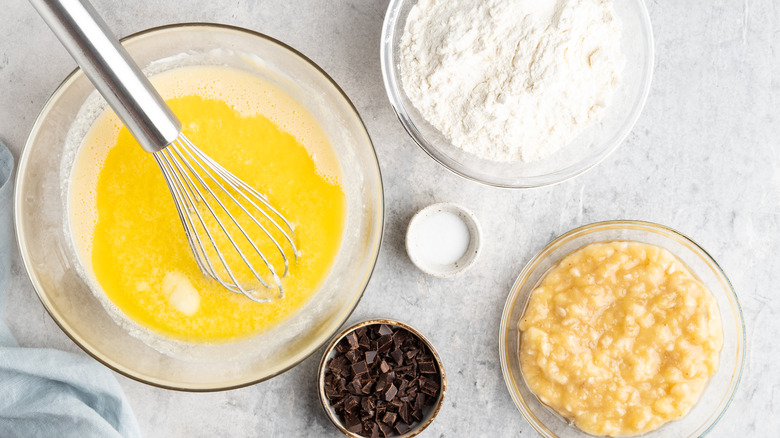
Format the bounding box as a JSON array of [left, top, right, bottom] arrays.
[[15, 24, 384, 390], [499, 221, 745, 437]]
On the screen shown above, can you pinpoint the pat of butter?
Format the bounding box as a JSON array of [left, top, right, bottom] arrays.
[[162, 272, 201, 316]]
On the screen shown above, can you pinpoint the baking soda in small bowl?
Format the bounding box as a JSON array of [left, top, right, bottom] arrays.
[[405, 203, 481, 277]]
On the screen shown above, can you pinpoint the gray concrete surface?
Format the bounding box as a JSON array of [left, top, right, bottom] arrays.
[[1, 1, 777, 436]]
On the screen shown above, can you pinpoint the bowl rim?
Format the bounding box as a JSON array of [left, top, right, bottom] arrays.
[[380, 0, 656, 189], [316, 318, 447, 438], [14, 22, 385, 392], [498, 220, 746, 437]]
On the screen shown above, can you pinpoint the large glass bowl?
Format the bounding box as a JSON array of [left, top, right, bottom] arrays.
[[499, 221, 745, 437], [381, 0, 654, 188], [14, 24, 384, 391]]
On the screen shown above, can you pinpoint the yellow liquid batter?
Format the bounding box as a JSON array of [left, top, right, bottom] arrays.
[[69, 66, 346, 343]]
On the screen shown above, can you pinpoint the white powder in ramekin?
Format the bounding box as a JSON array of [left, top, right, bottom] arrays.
[[399, 0, 625, 162]]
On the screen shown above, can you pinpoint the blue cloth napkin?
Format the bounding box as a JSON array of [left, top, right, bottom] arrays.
[[0, 140, 141, 438]]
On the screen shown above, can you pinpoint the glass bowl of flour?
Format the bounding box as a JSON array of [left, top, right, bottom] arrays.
[[381, 0, 654, 188]]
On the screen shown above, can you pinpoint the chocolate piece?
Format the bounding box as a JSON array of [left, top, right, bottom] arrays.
[[346, 332, 359, 350], [389, 398, 403, 411], [418, 360, 437, 374], [379, 360, 391, 374], [390, 348, 404, 366], [361, 396, 376, 413], [358, 334, 372, 351], [345, 350, 361, 364], [355, 327, 368, 339], [378, 324, 393, 336], [328, 356, 348, 376], [345, 412, 361, 432], [391, 330, 406, 348], [419, 376, 439, 396], [397, 379, 409, 395], [382, 411, 397, 425], [384, 383, 398, 402], [366, 422, 379, 438], [350, 379, 364, 395], [352, 361, 369, 378], [399, 402, 411, 424], [365, 350, 378, 365], [377, 421, 393, 437], [361, 381, 375, 395], [344, 395, 361, 413], [415, 393, 425, 411], [394, 422, 410, 435], [325, 385, 341, 400], [377, 335, 393, 353], [336, 377, 348, 392]]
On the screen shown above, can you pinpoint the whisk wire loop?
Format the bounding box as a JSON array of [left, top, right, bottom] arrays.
[[168, 142, 280, 290], [153, 134, 297, 303], [174, 140, 292, 278], [183, 137, 300, 264], [158, 148, 269, 299]]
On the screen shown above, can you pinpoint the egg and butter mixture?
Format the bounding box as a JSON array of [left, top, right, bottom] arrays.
[[69, 66, 346, 343], [519, 241, 723, 436]]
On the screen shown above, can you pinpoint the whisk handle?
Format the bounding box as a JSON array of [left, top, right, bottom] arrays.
[[29, 0, 181, 153]]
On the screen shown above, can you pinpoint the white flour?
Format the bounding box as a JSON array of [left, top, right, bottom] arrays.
[[399, 0, 624, 162]]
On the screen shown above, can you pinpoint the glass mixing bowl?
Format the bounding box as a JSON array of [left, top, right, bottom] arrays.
[[499, 221, 745, 437], [381, 0, 654, 188], [15, 24, 384, 391]]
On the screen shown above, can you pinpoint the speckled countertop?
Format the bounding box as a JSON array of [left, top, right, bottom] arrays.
[[1, 1, 778, 436]]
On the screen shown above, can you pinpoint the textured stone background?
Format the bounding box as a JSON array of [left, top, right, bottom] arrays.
[[1, 0, 777, 436]]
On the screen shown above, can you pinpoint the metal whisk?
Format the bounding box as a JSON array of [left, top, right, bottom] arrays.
[[30, 0, 298, 302]]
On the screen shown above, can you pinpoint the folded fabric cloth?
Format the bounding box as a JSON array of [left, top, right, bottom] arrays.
[[0, 140, 141, 438]]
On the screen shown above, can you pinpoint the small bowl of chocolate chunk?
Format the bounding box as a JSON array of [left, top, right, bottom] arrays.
[[317, 319, 446, 438]]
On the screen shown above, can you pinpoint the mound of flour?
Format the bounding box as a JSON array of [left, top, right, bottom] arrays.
[[399, 0, 624, 162]]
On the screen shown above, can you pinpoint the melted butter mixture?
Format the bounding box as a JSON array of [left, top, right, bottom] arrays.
[[69, 66, 346, 343]]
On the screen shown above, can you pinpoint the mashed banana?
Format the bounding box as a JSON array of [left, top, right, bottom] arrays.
[[518, 241, 723, 436]]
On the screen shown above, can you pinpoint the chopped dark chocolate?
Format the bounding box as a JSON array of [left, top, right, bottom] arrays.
[[346, 332, 359, 350], [361, 381, 375, 395], [323, 323, 442, 437], [382, 411, 397, 425], [377, 335, 393, 353], [345, 349, 361, 364], [390, 348, 404, 366], [350, 379, 364, 395], [394, 422, 411, 435], [418, 359, 437, 374], [344, 395, 361, 413], [345, 412, 361, 432], [352, 360, 369, 377], [415, 393, 425, 411], [399, 403, 411, 424], [389, 398, 403, 411], [358, 334, 372, 350], [384, 383, 398, 402], [377, 421, 393, 437], [366, 421, 379, 438], [361, 397, 376, 413], [355, 327, 368, 339]]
